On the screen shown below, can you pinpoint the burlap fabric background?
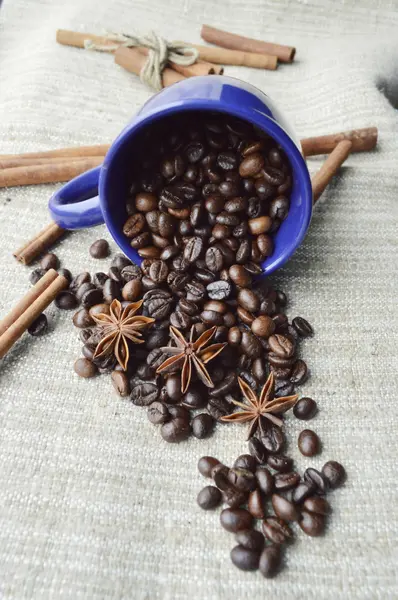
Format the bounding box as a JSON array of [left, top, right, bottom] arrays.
[[1, 1, 398, 598]]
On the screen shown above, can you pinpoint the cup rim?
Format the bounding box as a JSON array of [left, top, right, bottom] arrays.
[[100, 99, 312, 275]]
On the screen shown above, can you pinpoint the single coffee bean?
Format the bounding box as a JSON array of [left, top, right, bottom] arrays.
[[89, 239, 109, 258], [292, 316, 313, 337], [255, 467, 274, 496], [236, 530, 264, 552], [248, 216, 272, 235], [205, 246, 224, 273], [220, 508, 253, 533], [259, 545, 282, 579], [207, 280, 231, 300], [230, 545, 260, 571], [208, 371, 236, 397], [184, 236, 204, 263], [240, 330, 262, 359], [149, 260, 168, 283], [239, 152, 264, 177], [304, 496, 331, 515], [304, 468, 329, 494], [262, 516, 293, 545], [74, 357, 97, 378], [135, 191, 158, 212], [292, 482, 316, 504], [248, 489, 265, 519], [198, 456, 220, 478], [251, 358, 267, 384], [92, 272, 108, 287], [248, 438, 267, 464], [72, 308, 95, 328], [75, 282, 95, 301], [138, 246, 161, 259], [170, 310, 191, 330], [161, 418, 190, 443], [267, 454, 292, 473], [111, 371, 130, 397], [55, 291, 78, 310], [251, 315, 275, 339], [299, 511, 326, 537], [237, 288, 260, 313], [290, 359, 308, 385], [212, 464, 232, 491], [272, 494, 300, 522], [110, 254, 131, 271], [123, 213, 145, 238], [27, 313, 48, 336], [223, 488, 249, 509], [229, 264, 252, 287], [322, 461, 346, 488], [70, 271, 91, 291], [192, 413, 214, 439], [197, 485, 222, 510], [168, 406, 190, 423], [152, 233, 173, 249], [261, 426, 285, 454], [130, 232, 151, 249], [274, 379, 295, 397], [30, 268, 47, 285], [270, 196, 289, 220], [147, 401, 169, 424], [122, 279, 142, 301], [298, 429, 321, 457], [182, 387, 207, 409], [268, 334, 295, 358], [293, 397, 317, 420], [57, 268, 72, 284], [40, 252, 59, 270], [130, 382, 159, 406], [166, 374, 183, 403], [103, 279, 121, 303], [274, 472, 301, 492], [228, 468, 257, 492], [81, 288, 103, 309], [257, 234, 274, 257], [228, 326, 242, 347], [208, 397, 232, 420]]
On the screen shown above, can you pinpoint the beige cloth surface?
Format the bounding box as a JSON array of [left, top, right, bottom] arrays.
[[1, 1, 398, 598]]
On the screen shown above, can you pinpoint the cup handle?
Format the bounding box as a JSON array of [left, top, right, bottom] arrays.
[[48, 166, 104, 229]]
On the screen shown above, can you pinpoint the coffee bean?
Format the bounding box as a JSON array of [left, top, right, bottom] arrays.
[[75, 282, 95, 301], [262, 516, 293, 544], [322, 461, 346, 488], [182, 387, 207, 409], [170, 310, 191, 330], [274, 379, 295, 397], [57, 268, 72, 285], [228, 326, 242, 347], [161, 418, 190, 443], [233, 454, 257, 473], [248, 216, 272, 236], [30, 268, 47, 285], [27, 313, 48, 336], [261, 426, 285, 454], [269, 196, 289, 220], [55, 291, 78, 310], [228, 468, 257, 492], [248, 438, 267, 464], [207, 280, 231, 300], [230, 546, 260, 571], [267, 454, 292, 473], [290, 359, 308, 385], [89, 239, 109, 258], [208, 397, 232, 420], [229, 264, 251, 287], [149, 260, 168, 283], [208, 371, 236, 398], [198, 456, 220, 478], [40, 252, 59, 270], [211, 464, 231, 491], [299, 511, 326, 537], [143, 288, 173, 319], [255, 467, 274, 496], [248, 489, 265, 519], [304, 496, 331, 515], [111, 371, 130, 397], [197, 485, 222, 510], [123, 213, 145, 238], [130, 382, 159, 406], [103, 279, 121, 303], [237, 289, 260, 313], [130, 232, 151, 249], [186, 280, 205, 302], [138, 246, 161, 259], [292, 316, 313, 337], [304, 468, 329, 494], [81, 288, 103, 309], [240, 330, 262, 359], [293, 397, 317, 420], [192, 413, 214, 439], [251, 315, 275, 338], [239, 153, 264, 177], [298, 429, 321, 457], [135, 191, 158, 212], [220, 508, 253, 533], [268, 334, 295, 358], [272, 494, 300, 521], [259, 545, 282, 578], [74, 357, 97, 378], [70, 271, 91, 291], [205, 247, 223, 273], [257, 234, 273, 257], [235, 530, 264, 553], [274, 472, 300, 492], [147, 402, 169, 425], [166, 374, 183, 403], [121, 279, 142, 302], [292, 482, 316, 504], [251, 357, 267, 383], [72, 308, 95, 328]]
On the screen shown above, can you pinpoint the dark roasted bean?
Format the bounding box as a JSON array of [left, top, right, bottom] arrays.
[[228, 468, 257, 492], [292, 316, 313, 337], [192, 413, 214, 439], [55, 291, 78, 310], [198, 456, 220, 478], [261, 426, 285, 454], [249, 438, 267, 464], [197, 485, 222, 510], [220, 508, 253, 533], [111, 371, 130, 397], [259, 545, 282, 578], [322, 461, 346, 488], [255, 467, 274, 496], [130, 382, 159, 406], [293, 397, 318, 420], [40, 252, 59, 270], [233, 454, 257, 473], [27, 313, 48, 336], [161, 418, 190, 443], [248, 489, 265, 519], [292, 482, 316, 504], [267, 454, 292, 473], [298, 429, 321, 457], [236, 530, 265, 552], [74, 357, 97, 378], [262, 516, 293, 545], [304, 496, 331, 515], [274, 472, 301, 492], [304, 468, 329, 494], [230, 546, 260, 571], [89, 239, 109, 259], [299, 511, 326, 537], [208, 397, 232, 420], [272, 494, 300, 521]]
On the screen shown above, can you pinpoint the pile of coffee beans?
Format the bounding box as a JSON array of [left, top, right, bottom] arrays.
[[196, 449, 346, 577]]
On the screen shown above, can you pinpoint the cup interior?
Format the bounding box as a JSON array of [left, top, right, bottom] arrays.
[[100, 107, 312, 275]]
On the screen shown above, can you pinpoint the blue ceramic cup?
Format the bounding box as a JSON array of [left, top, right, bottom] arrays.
[[49, 75, 312, 275]]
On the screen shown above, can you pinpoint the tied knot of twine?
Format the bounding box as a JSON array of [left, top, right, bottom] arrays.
[[85, 32, 198, 91]]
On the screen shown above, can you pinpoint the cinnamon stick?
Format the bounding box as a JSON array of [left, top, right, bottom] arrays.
[[302, 127, 378, 157], [167, 60, 224, 77], [0, 271, 69, 359], [189, 43, 278, 70], [0, 145, 110, 161], [312, 140, 352, 203], [56, 29, 116, 50], [115, 46, 186, 87], [14, 222, 66, 265], [0, 269, 59, 337], [201, 24, 295, 63], [0, 155, 105, 170], [0, 156, 103, 189]]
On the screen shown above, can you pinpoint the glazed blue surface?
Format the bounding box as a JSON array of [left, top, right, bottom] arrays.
[[49, 75, 312, 275]]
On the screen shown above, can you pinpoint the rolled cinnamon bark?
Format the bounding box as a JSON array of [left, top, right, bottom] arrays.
[[115, 46, 186, 87], [56, 29, 116, 50], [201, 24, 295, 63], [189, 43, 277, 70], [312, 140, 352, 203], [14, 222, 66, 265], [302, 127, 378, 157], [0, 155, 104, 169], [0, 157, 103, 189], [0, 145, 109, 161]]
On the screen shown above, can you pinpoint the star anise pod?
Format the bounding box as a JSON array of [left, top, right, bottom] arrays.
[[92, 299, 154, 371], [221, 372, 298, 439], [156, 325, 227, 393]]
